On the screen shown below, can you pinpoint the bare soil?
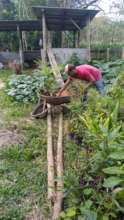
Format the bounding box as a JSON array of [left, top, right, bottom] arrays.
[[0, 80, 5, 90], [25, 207, 45, 220], [0, 129, 24, 147]]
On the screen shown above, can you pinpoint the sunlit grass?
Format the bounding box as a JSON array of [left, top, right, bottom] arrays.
[[0, 69, 48, 219]]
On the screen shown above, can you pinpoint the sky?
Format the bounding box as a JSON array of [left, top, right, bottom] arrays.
[[98, 0, 121, 19], [99, 0, 111, 13]]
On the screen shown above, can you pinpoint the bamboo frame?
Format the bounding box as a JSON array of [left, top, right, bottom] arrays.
[[42, 10, 47, 63], [47, 104, 55, 201], [17, 25, 23, 70], [52, 109, 64, 220]]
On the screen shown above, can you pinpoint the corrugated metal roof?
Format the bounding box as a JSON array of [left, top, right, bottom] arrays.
[[0, 7, 99, 32], [32, 6, 99, 31]]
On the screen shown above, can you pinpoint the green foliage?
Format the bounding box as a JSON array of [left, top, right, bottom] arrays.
[[7, 74, 45, 102], [66, 53, 82, 65], [62, 72, 124, 220], [0, 69, 48, 219], [88, 59, 124, 85], [7, 62, 58, 103], [34, 62, 58, 92]]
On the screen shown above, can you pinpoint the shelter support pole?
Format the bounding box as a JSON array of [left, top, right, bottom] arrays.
[[107, 48, 110, 61], [77, 31, 80, 48], [61, 32, 65, 48], [75, 31, 78, 48], [73, 31, 76, 48], [42, 10, 48, 63], [86, 17, 91, 61], [17, 25, 24, 70], [71, 19, 81, 48], [122, 47, 124, 60]]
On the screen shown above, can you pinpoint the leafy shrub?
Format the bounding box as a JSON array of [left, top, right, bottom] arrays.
[[7, 74, 45, 102], [7, 62, 59, 103], [63, 73, 124, 220], [66, 53, 82, 65], [88, 59, 124, 85]]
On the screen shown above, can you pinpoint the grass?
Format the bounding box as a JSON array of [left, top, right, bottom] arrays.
[[0, 69, 48, 220]]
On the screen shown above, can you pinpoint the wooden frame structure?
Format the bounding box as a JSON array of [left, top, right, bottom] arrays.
[[0, 7, 98, 73], [32, 6, 99, 85], [32, 6, 99, 52], [0, 20, 42, 68]]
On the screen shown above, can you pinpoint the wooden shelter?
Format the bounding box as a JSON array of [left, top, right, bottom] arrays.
[[0, 7, 98, 77], [0, 20, 42, 69], [32, 6, 99, 84]]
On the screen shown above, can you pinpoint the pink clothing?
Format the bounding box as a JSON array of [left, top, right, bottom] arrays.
[[70, 64, 101, 82]]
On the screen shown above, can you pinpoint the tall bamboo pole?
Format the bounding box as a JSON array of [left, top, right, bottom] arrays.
[[52, 108, 64, 220], [47, 104, 55, 201], [17, 25, 23, 70], [42, 10, 47, 63], [86, 17, 91, 61]]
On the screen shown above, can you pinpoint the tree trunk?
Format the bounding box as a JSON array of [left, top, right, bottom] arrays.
[[52, 109, 64, 220], [47, 104, 55, 201]]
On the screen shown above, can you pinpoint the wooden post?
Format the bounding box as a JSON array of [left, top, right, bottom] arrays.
[[77, 31, 80, 48], [107, 48, 110, 61], [52, 108, 64, 220], [73, 31, 76, 48], [47, 104, 55, 201], [17, 25, 23, 70], [61, 32, 65, 48], [75, 31, 78, 48], [86, 17, 91, 61], [42, 10, 47, 63], [122, 47, 124, 60]]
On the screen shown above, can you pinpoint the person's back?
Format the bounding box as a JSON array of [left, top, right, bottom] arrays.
[[58, 63, 104, 97], [75, 64, 101, 81]]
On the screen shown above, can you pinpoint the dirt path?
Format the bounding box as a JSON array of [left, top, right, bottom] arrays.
[[0, 79, 5, 90], [0, 129, 24, 147]]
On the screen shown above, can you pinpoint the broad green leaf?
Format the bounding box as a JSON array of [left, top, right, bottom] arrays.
[[83, 188, 93, 195], [60, 211, 66, 218], [109, 152, 124, 160], [103, 166, 124, 175], [78, 216, 85, 220], [103, 177, 123, 188], [81, 210, 97, 220], [113, 187, 124, 199], [108, 126, 121, 140], [102, 216, 109, 220], [66, 207, 76, 218]]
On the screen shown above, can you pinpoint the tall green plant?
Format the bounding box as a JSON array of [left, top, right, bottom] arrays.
[[62, 73, 124, 220]]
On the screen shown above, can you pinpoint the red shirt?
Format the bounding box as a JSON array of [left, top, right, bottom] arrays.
[[70, 64, 101, 82]]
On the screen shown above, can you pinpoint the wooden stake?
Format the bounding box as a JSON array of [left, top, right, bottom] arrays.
[[52, 108, 64, 220], [107, 48, 110, 61], [47, 104, 55, 201], [86, 17, 91, 61], [17, 25, 23, 70], [42, 10, 47, 63], [122, 47, 124, 60]]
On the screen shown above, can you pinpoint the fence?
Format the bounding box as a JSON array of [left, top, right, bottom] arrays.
[[91, 47, 124, 61], [0, 48, 89, 64]]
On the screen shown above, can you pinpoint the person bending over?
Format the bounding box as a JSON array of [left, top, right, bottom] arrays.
[[58, 64, 104, 97]]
